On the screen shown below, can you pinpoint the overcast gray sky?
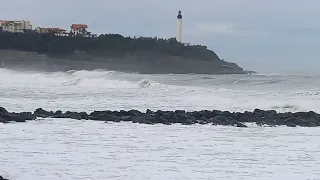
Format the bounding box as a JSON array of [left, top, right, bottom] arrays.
[[1, 0, 320, 74]]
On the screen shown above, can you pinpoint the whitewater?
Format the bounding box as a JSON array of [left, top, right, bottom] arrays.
[[1, 68, 320, 180], [1, 68, 320, 113]]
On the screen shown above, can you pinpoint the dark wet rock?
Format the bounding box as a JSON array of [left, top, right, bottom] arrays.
[[308, 122, 318, 127], [53, 110, 63, 117], [0, 107, 27, 123], [139, 119, 153, 125], [127, 109, 143, 117], [182, 119, 194, 125], [210, 115, 229, 125], [0, 117, 8, 123], [79, 112, 88, 120], [121, 116, 133, 121], [146, 109, 154, 114], [0, 107, 9, 117], [236, 122, 247, 127], [8, 113, 26, 122], [3, 106, 320, 127], [34, 108, 54, 118], [19, 112, 36, 120], [199, 120, 207, 124], [0, 107, 9, 123], [286, 121, 297, 127], [64, 111, 82, 120], [89, 112, 121, 122], [163, 121, 172, 125], [0, 175, 9, 180], [285, 117, 297, 127], [131, 116, 142, 123]]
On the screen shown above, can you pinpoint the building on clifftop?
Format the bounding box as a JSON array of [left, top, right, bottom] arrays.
[[0, 20, 32, 33], [70, 24, 90, 37], [35, 27, 68, 36]]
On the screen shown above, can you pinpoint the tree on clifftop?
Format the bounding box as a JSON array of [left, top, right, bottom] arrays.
[[0, 31, 220, 61]]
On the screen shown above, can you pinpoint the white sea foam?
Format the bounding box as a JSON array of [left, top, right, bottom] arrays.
[[1, 119, 320, 180], [1, 68, 320, 113], [1, 68, 320, 179]]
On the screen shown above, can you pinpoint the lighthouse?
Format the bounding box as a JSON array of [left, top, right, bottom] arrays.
[[176, 10, 182, 43]]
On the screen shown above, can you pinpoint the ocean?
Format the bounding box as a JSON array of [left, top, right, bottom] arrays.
[[1, 68, 320, 180]]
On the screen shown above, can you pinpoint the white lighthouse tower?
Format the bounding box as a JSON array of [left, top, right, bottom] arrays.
[[176, 10, 182, 43]]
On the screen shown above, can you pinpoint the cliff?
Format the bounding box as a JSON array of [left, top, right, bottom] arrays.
[[0, 31, 251, 74]]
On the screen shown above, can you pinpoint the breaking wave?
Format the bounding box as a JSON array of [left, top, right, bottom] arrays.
[[1, 68, 320, 113]]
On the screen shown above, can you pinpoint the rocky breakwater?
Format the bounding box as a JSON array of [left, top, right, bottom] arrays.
[[1, 106, 320, 127], [0, 175, 9, 180]]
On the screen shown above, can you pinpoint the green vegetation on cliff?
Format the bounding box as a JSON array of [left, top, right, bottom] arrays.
[[0, 31, 220, 61]]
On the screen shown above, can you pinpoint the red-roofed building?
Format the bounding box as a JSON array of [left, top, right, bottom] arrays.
[[70, 24, 89, 36]]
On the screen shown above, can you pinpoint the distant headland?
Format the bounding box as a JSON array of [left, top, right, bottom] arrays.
[[0, 18, 253, 74]]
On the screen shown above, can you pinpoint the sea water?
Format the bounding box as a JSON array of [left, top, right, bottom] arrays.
[[1, 68, 320, 180]]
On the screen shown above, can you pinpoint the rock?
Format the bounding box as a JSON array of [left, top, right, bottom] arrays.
[[308, 122, 318, 127], [182, 119, 194, 125], [139, 119, 154, 125], [146, 109, 154, 114], [79, 112, 88, 120], [90, 113, 121, 122], [0, 117, 8, 123], [1, 106, 320, 127], [285, 117, 297, 127], [34, 108, 53, 118], [8, 113, 26, 122], [19, 112, 36, 120], [286, 121, 296, 127], [0, 106, 9, 117], [210, 115, 229, 124], [121, 116, 132, 121], [0, 107, 10, 123], [131, 116, 142, 123], [274, 118, 285, 126], [127, 109, 143, 117], [236, 122, 247, 127], [0, 175, 9, 180], [163, 121, 172, 125], [199, 120, 207, 124], [53, 110, 63, 117], [66, 112, 82, 120]]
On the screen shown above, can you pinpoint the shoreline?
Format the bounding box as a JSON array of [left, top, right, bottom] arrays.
[[1, 106, 319, 127], [0, 49, 251, 75]]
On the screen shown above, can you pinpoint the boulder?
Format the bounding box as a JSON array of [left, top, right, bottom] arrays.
[[65, 111, 82, 120], [0, 106, 9, 117], [210, 115, 229, 124], [236, 122, 247, 127], [90, 113, 121, 122], [8, 113, 26, 122], [19, 112, 36, 120], [0, 106, 320, 127], [121, 116, 132, 121], [0, 117, 8, 123], [34, 108, 53, 118], [286, 121, 296, 127], [79, 112, 88, 120], [0, 107, 9, 123], [0, 175, 9, 180]]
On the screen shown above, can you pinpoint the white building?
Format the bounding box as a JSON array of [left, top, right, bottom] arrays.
[[1, 21, 23, 33], [0, 20, 32, 33], [18, 20, 32, 30], [70, 24, 89, 36]]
